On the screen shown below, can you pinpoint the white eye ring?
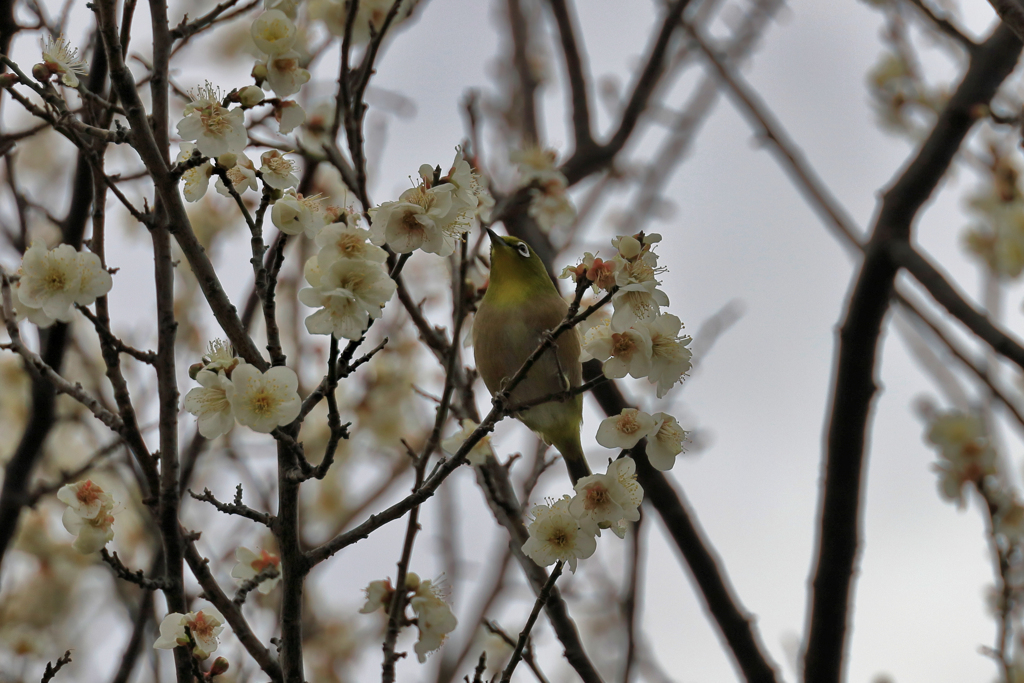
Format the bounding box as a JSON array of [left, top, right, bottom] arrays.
[[516, 243, 530, 258]]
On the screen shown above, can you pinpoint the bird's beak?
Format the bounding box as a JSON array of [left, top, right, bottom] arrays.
[[485, 227, 501, 244]]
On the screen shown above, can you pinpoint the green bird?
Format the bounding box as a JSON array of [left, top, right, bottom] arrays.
[[473, 228, 591, 484]]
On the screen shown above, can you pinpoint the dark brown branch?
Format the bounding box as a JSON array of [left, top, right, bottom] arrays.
[[906, 0, 978, 51], [546, 0, 593, 152], [101, 548, 167, 590], [183, 540, 283, 681], [39, 651, 72, 683], [988, 0, 1024, 42], [232, 566, 281, 606], [499, 561, 564, 683], [803, 22, 1023, 683], [189, 485, 274, 526], [561, 0, 692, 184]]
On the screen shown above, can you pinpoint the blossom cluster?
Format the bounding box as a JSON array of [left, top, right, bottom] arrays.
[[564, 233, 692, 398], [962, 149, 1024, 279], [231, 546, 282, 594], [512, 147, 576, 232], [57, 480, 116, 554], [12, 241, 113, 328], [522, 457, 643, 572], [368, 150, 492, 258], [925, 411, 997, 507], [596, 408, 687, 471], [154, 606, 227, 660], [183, 340, 301, 438], [359, 572, 458, 663]]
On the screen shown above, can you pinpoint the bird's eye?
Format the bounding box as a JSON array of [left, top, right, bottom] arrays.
[[516, 243, 530, 258]]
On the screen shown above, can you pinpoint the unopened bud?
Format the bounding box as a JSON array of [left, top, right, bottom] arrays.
[[404, 572, 420, 591], [209, 657, 230, 676], [251, 63, 268, 85], [237, 85, 264, 108], [217, 153, 237, 169], [0, 73, 18, 88], [188, 362, 205, 380], [31, 63, 51, 83]]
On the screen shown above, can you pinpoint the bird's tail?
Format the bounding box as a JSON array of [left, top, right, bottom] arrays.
[[552, 433, 591, 485]]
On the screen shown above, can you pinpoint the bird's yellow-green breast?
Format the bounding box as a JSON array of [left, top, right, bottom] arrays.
[[473, 229, 590, 482]]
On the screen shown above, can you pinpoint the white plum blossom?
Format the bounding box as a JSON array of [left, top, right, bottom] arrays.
[[272, 190, 328, 237], [611, 253, 669, 329], [261, 50, 310, 98], [583, 320, 652, 380], [199, 338, 239, 375], [569, 471, 625, 534], [644, 314, 692, 398], [215, 152, 259, 197], [61, 503, 115, 554], [177, 83, 247, 157], [299, 258, 397, 339], [153, 607, 226, 660], [441, 419, 495, 466], [251, 10, 297, 55], [369, 182, 465, 256], [926, 411, 997, 506], [176, 142, 213, 202], [41, 34, 88, 87], [57, 479, 114, 521], [647, 412, 687, 470], [315, 222, 387, 266], [17, 241, 113, 323], [596, 408, 657, 450], [560, 251, 618, 293], [604, 457, 644, 537], [276, 100, 306, 134], [410, 579, 458, 662], [511, 147, 576, 231], [359, 578, 395, 614], [260, 150, 300, 190], [227, 364, 301, 433], [521, 495, 597, 573], [183, 369, 236, 439], [231, 547, 281, 594]]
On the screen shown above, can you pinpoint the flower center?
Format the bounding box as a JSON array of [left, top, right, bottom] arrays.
[[250, 390, 276, 415], [44, 268, 67, 292], [200, 104, 232, 135], [266, 155, 294, 176], [76, 481, 100, 505], [548, 529, 570, 548], [611, 333, 636, 357], [584, 484, 610, 511], [337, 234, 364, 256], [618, 414, 640, 434]]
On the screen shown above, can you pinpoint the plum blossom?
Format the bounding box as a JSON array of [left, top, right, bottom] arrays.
[[369, 183, 461, 256], [61, 503, 115, 554], [176, 142, 213, 202], [582, 320, 652, 380], [260, 150, 300, 190], [153, 607, 226, 660], [215, 153, 259, 197], [596, 408, 657, 450], [441, 419, 495, 466], [57, 480, 114, 521], [231, 547, 281, 594], [611, 252, 669, 329], [17, 241, 112, 323], [41, 34, 88, 87], [183, 369, 236, 439], [315, 222, 387, 266], [646, 412, 687, 470], [272, 190, 329, 237], [227, 364, 301, 433], [177, 82, 247, 157], [410, 579, 457, 662], [643, 314, 692, 398], [560, 251, 618, 292], [359, 578, 395, 614], [276, 100, 306, 134], [926, 411, 998, 506], [299, 258, 397, 339], [521, 495, 597, 573], [261, 50, 310, 98], [251, 10, 297, 55]]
